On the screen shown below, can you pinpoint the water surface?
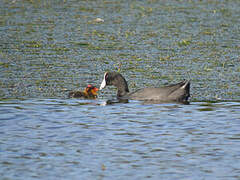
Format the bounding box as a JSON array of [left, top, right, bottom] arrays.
[[1, 99, 240, 179]]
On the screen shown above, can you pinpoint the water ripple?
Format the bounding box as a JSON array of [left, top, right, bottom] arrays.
[[1, 99, 240, 179]]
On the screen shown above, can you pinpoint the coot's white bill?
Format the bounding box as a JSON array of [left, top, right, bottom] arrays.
[[100, 72, 107, 90]]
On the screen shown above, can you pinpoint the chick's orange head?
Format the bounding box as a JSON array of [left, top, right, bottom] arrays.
[[85, 84, 98, 96]]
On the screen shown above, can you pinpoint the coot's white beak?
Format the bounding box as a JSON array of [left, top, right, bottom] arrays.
[[100, 78, 106, 90], [100, 72, 107, 90]]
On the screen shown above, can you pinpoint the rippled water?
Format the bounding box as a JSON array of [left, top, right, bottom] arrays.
[[1, 99, 240, 179]]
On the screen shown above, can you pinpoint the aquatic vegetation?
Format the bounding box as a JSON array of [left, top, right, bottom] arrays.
[[177, 39, 192, 47], [0, 62, 10, 68], [0, 0, 239, 101]]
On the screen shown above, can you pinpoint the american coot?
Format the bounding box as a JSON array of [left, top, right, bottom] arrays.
[[68, 84, 99, 98], [100, 72, 190, 103]]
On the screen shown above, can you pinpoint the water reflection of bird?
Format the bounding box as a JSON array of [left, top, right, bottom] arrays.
[[68, 85, 99, 99], [99, 72, 190, 103]]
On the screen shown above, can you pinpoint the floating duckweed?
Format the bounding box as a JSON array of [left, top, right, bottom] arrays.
[[198, 107, 214, 111], [0, 62, 10, 68], [71, 41, 89, 46], [79, 6, 95, 13], [150, 75, 160, 79], [113, 62, 122, 72], [133, 68, 145, 73], [159, 56, 171, 61], [201, 30, 214, 35], [131, 55, 143, 61], [24, 40, 42, 48], [177, 39, 191, 47], [53, 47, 70, 52]]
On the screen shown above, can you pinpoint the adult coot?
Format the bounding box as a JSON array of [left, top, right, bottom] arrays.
[[99, 72, 190, 103]]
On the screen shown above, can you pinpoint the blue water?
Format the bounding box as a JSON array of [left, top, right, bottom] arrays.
[[1, 99, 240, 179]]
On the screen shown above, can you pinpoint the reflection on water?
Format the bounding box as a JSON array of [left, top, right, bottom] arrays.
[[1, 98, 240, 179]]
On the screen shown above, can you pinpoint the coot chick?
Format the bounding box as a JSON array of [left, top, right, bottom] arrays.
[[69, 84, 99, 99]]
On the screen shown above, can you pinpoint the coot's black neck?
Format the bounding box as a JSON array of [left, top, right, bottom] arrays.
[[113, 73, 129, 97]]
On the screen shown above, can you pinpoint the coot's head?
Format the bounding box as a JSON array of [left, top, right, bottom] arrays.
[[100, 72, 110, 90], [100, 72, 127, 89], [99, 72, 129, 97]]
